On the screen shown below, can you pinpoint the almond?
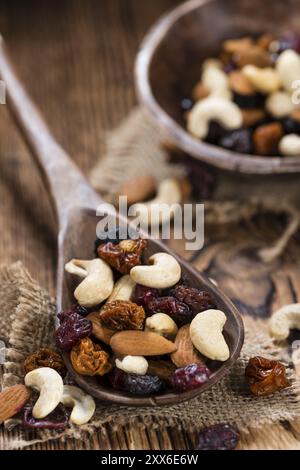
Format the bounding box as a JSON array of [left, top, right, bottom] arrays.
[[170, 324, 205, 368], [110, 330, 177, 356], [0, 384, 31, 424], [229, 70, 255, 95], [87, 311, 115, 345]]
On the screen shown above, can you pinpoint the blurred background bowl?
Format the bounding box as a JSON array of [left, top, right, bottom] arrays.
[[135, 0, 300, 175]]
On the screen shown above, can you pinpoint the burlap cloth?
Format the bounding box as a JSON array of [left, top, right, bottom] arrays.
[[1, 108, 300, 449]]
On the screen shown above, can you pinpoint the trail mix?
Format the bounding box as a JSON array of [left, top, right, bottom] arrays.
[[185, 32, 300, 157]]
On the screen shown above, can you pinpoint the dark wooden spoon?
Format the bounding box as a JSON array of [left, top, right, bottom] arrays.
[[0, 39, 244, 406]]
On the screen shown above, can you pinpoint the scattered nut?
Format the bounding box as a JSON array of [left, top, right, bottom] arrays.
[[223, 37, 254, 54], [70, 337, 112, 376], [115, 355, 148, 375], [269, 303, 300, 340], [99, 300, 145, 331], [24, 348, 67, 378], [228, 70, 255, 95], [130, 178, 182, 227], [110, 330, 177, 356], [0, 385, 31, 425], [61, 385, 96, 425], [276, 49, 300, 92], [242, 65, 281, 94], [279, 134, 300, 156], [190, 309, 230, 361], [145, 313, 178, 339], [187, 96, 243, 139], [25, 367, 64, 419], [245, 356, 290, 396], [130, 252, 181, 289], [118, 175, 156, 205], [234, 45, 272, 68], [171, 324, 205, 368], [252, 122, 283, 155], [65, 258, 114, 307], [87, 311, 115, 344], [266, 91, 294, 118], [202, 64, 231, 99], [107, 275, 136, 303]]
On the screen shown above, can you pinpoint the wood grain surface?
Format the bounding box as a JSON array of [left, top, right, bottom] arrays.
[[0, 0, 300, 450]]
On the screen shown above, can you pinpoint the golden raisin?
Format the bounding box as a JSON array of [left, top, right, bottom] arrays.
[[24, 348, 67, 378], [245, 356, 291, 396], [97, 238, 147, 274], [99, 300, 145, 331], [70, 337, 111, 376]]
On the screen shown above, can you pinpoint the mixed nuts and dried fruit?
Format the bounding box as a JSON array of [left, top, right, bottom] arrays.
[[185, 33, 300, 157]]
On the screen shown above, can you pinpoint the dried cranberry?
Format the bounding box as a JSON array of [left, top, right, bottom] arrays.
[[169, 363, 211, 392], [219, 129, 253, 154], [147, 296, 192, 327], [197, 423, 240, 450], [282, 117, 300, 135], [22, 404, 69, 429], [233, 92, 265, 109], [172, 285, 216, 314], [109, 368, 164, 395], [133, 284, 160, 309], [55, 310, 92, 350]]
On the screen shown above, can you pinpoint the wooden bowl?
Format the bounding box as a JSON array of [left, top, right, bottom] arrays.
[[135, 0, 300, 174]]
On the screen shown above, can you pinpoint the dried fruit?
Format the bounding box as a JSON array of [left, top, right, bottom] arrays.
[[241, 109, 266, 127], [110, 330, 177, 356], [171, 324, 205, 368], [87, 311, 115, 344], [168, 363, 211, 392], [97, 238, 147, 274], [99, 300, 145, 331], [172, 285, 216, 314], [109, 368, 164, 395], [70, 337, 112, 376], [245, 356, 291, 396], [197, 423, 240, 450], [282, 117, 300, 135], [271, 33, 300, 55], [55, 309, 92, 351], [94, 227, 132, 254], [233, 91, 265, 109], [133, 284, 160, 309], [22, 404, 69, 429], [252, 122, 283, 155], [0, 385, 31, 424], [205, 121, 228, 144], [147, 296, 192, 327], [219, 129, 253, 154], [147, 360, 176, 381], [24, 348, 67, 377]]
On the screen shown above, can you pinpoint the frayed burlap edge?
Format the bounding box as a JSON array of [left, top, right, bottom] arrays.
[[1, 263, 300, 449]]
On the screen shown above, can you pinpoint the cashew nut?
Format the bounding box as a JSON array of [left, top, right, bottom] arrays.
[[115, 355, 148, 375], [279, 134, 300, 156], [190, 309, 230, 361], [269, 303, 300, 340], [266, 91, 294, 118], [61, 385, 95, 425], [107, 275, 135, 302], [130, 252, 181, 289], [145, 313, 178, 339], [242, 65, 281, 94], [187, 96, 242, 139], [25, 367, 63, 419], [276, 49, 300, 92], [202, 64, 232, 100], [130, 178, 182, 227], [65, 258, 114, 307]]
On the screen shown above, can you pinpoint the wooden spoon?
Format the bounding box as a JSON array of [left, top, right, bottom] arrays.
[[0, 39, 244, 406]]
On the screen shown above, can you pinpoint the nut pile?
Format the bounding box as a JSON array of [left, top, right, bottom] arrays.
[[186, 32, 300, 156], [58, 232, 232, 397]]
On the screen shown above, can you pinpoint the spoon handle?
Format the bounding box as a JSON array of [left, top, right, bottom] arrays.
[[0, 37, 102, 225]]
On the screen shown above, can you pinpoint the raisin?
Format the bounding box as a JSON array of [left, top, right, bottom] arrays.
[[109, 368, 164, 395], [55, 310, 92, 351], [97, 238, 147, 274], [99, 300, 145, 330], [22, 404, 69, 430], [168, 363, 211, 392], [133, 284, 160, 309], [220, 129, 253, 154], [147, 296, 192, 327], [70, 337, 111, 376], [282, 117, 300, 135], [245, 356, 291, 396], [197, 423, 240, 450], [205, 121, 227, 144], [172, 285, 216, 314], [24, 348, 67, 378], [233, 92, 265, 109]]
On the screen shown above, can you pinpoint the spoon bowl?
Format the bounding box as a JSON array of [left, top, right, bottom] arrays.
[[0, 39, 244, 405]]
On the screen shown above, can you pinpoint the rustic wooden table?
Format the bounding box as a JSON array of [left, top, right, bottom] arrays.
[[0, 0, 300, 450]]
